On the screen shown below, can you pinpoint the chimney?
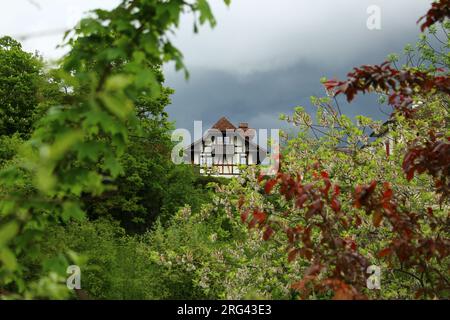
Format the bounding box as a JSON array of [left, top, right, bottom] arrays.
[[237, 122, 255, 139]]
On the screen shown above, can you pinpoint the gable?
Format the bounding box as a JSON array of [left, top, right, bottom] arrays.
[[211, 116, 236, 131], [184, 117, 267, 154]]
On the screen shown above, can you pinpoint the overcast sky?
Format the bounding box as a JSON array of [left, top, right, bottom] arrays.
[[1, 0, 434, 132]]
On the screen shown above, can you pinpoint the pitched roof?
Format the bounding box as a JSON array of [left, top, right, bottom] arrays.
[[184, 117, 267, 154], [211, 116, 236, 131]]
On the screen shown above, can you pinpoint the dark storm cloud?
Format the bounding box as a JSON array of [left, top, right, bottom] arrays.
[[166, 61, 324, 131], [1, 0, 435, 133], [165, 38, 416, 132], [165, 61, 392, 133], [164, 0, 433, 133]]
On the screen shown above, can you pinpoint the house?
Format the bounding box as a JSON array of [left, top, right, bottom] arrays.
[[184, 117, 268, 177]]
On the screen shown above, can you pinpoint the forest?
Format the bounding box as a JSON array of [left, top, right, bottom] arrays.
[[0, 0, 448, 300]]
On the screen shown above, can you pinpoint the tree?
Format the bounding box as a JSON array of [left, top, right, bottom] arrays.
[[83, 70, 213, 232], [236, 0, 449, 299], [0, 0, 231, 298], [0, 37, 42, 138]]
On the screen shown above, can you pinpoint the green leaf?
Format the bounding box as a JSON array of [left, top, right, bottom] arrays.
[[62, 202, 85, 222], [42, 255, 69, 276], [135, 68, 158, 90], [0, 221, 19, 247], [76, 141, 105, 162], [47, 130, 84, 161], [103, 154, 124, 177], [0, 247, 17, 271], [105, 75, 133, 92], [98, 93, 133, 120], [0, 200, 16, 217], [197, 0, 216, 27]]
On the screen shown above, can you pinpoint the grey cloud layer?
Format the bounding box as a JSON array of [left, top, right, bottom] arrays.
[[165, 59, 395, 132], [0, 0, 434, 132], [170, 0, 431, 73], [165, 0, 433, 131]]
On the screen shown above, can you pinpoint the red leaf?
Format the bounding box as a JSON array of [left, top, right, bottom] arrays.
[[354, 181, 378, 208], [320, 171, 329, 179], [237, 196, 245, 209], [263, 226, 274, 241], [264, 179, 277, 194], [383, 182, 392, 195], [333, 185, 341, 196], [372, 209, 383, 227], [331, 197, 341, 213], [367, 180, 377, 193], [253, 210, 267, 224], [349, 241, 357, 251], [286, 228, 294, 243], [418, 0, 450, 32], [406, 168, 415, 181], [322, 180, 332, 196], [300, 248, 313, 260], [295, 194, 308, 209], [302, 227, 312, 247], [288, 248, 299, 262], [378, 247, 392, 258], [240, 210, 249, 223]]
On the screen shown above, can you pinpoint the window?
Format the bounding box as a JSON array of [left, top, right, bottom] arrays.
[[224, 136, 230, 144]]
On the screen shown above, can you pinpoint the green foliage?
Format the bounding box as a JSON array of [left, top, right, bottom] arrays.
[[31, 200, 298, 300], [1, 0, 447, 301], [285, 96, 448, 299], [391, 22, 449, 71], [81, 69, 214, 232], [0, 0, 231, 297], [0, 36, 62, 138], [0, 134, 23, 168], [0, 36, 40, 138]]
